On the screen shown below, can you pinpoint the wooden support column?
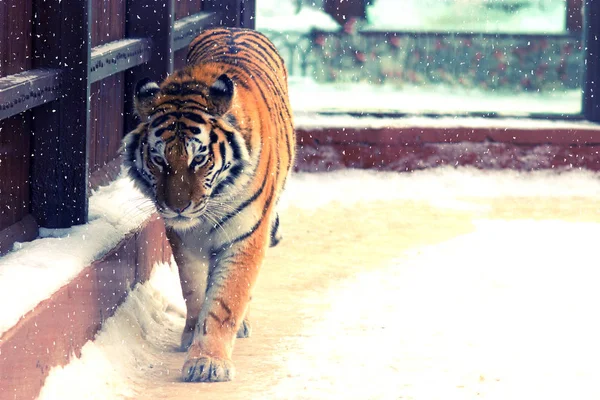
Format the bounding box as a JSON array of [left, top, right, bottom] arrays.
[[203, 0, 256, 29], [567, 0, 583, 32], [124, 0, 175, 132], [584, 0, 600, 122], [31, 0, 92, 228]]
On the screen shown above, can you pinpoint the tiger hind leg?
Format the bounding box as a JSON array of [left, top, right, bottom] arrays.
[[236, 304, 252, 338], [236, 318, 252, 338], [270, 213, 282, 247]]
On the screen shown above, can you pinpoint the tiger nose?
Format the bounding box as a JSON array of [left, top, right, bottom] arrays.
[[173, 202, 192, 214]]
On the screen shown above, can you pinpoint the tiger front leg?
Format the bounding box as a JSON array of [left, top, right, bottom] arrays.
[[166, 229, 209, 351], [182, 238, 265, 382]]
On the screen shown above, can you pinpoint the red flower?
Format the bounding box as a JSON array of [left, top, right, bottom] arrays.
[[355, 51, 366, 63], [314, 35, 326, 47], [343, 17, 358, 35]]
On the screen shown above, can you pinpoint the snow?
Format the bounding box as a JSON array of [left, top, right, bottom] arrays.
[[294, 113, 600, 131], [256, 0, 567, 34], [271, 219, 600, 399], [37, 260, 185, 400], [365, 0, 567, 34], [0, 171, 154, 337], [277, 168, 600, 213], [256, 0, 339, 33], [36, 168, 600, 399], [288, 78, 582, 116]]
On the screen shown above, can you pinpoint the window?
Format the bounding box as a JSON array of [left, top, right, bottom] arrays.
[[256, 0, 586, 116]]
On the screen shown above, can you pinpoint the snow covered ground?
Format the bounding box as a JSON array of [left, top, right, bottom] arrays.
[[292, 113, 600, 130], [288, 78, 582, 116], [36, 168, 600, 400]]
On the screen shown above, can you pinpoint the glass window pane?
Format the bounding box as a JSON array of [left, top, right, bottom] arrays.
[[256, 0, 583, 116]]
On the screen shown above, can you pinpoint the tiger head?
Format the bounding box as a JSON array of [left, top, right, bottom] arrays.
[[121, 72, 250, 232]]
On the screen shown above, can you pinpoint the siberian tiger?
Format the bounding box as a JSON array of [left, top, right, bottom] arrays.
[[121, 27, 295, 382]]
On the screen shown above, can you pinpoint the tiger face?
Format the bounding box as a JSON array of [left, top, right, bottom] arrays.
[[122, 73, 250, 232]]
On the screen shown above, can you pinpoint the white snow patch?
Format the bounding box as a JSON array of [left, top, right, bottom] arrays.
[[37, 260, 185, 400], [256, 0, 339, 33], [35, 169, 600, 399], [0, 171, 154, 336], [271, 218, 600, 399], [289, 79, 582, 116], [278, 167, 600, 213], [365, 0, 567, 34], [294, 113, 600, 131]]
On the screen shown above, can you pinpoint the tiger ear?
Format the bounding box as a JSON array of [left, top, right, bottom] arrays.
[[209, 74, 234, 115], [134, 78, 160, 119]]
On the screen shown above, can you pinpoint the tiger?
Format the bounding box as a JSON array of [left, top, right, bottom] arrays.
[[121, 27, 295, 382]]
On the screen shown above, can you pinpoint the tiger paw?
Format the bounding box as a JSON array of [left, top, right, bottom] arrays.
[[236, 319, 252, 338], [182, 356, 235, 382]]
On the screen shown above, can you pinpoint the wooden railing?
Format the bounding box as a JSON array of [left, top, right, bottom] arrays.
[[0, 0, 256, 253]]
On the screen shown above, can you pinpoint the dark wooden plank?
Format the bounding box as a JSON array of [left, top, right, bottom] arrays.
[[174, 48, 189, 71], [0, 215, 38, 256], [90, 38, 151, 83], [0, 69, 61, 121], [240, 0, 256, 29], [173, 12, 220, 51], [567, 0, 584, 32], [203, 0, 254, 28], [89, 156, 123, 190], [175, 0, 203, 19], [89, 74, 124, 173], [31, 0, 92, 228], [0, 112, 32, 230], [324, 0, 366, 26], [92, 0, 126, 46], [124, 0, 175, 132], [0, 0, 32, 78], [584, 0, 600, 122]]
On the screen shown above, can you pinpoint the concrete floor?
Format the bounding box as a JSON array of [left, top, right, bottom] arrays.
[[39, 180, 600, 399]]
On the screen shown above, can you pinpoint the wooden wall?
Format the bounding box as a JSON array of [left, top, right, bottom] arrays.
[[89, 0, 126, 173], [0, 0, 33, 231], [175, 0, 204, 19]]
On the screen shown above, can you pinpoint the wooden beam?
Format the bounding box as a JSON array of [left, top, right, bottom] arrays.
[[124, 0, 175, 132], [31, 0, 92, 228], [0, 69, 61, 121], [173, 12, 220, 52], [584, 0, 600, 122], [90, 38, 152, 83], [567, 0, 584, 32]]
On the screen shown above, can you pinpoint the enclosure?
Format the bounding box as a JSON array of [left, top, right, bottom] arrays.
[[1, 0, 600, 399]]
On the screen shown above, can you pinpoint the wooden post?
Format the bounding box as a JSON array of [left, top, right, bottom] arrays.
[[124, 0, 175, 132], [324, 0, 367, 26], [31, 0, 92, 228], [203, 0, 256, 29], [583, 0, 600, 122], [567, 0, 583, 32]]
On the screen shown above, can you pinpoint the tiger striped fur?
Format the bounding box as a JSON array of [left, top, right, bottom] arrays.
[[121, 27, 295, 382]]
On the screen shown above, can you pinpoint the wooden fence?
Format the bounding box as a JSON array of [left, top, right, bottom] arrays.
[[0, 0, 255, 254]]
